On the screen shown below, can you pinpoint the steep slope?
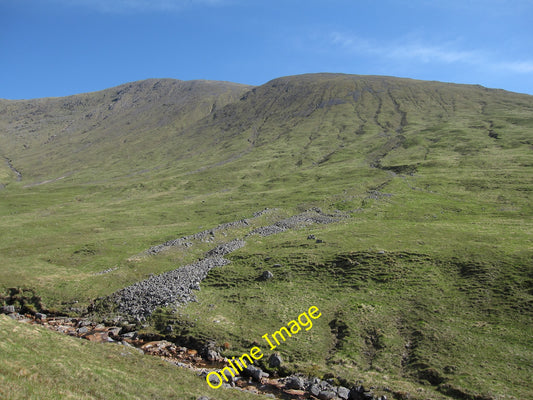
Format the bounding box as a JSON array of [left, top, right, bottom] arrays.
[[2, 73, 532, 189], [0, 78, 250, 183], [192, 73, 533, 167], [166, 73, 533, 211], [1, 74, 532, 399]]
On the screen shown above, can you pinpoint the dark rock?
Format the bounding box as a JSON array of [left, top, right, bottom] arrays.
[[318, 390, 337, 400], [309, 384, 321, 397], [284, 375, 305, 390], [207, 372, 223, 387], [77, 319, 91, 328], [1, 305, 16, 314], [260, 270, 274, 281], [310, 377, 321, 385], [202, 340, 221, 361], [206, 349, 221, 361], [349, 386, 365, 400], [320, 380, 335, 391], [121, 331, 138, 339], [35, 313, 47, 320], [268, 352, 282, 368], [221, 368, 236, 383], [108, 327, 122, 337], [242, 365, 268, 381], [337, 386, 350, 399]]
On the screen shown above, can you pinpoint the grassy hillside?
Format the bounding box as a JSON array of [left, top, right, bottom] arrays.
[[0, 315, 258, 400], [0, 73, 532, 399], [0, 78, 251, 182]]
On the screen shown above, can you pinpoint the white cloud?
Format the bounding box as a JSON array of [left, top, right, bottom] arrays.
[[330, 32, 482, 65], [388, 44, 481, 64], [329, 31, 533, 75], [497, 61, 533, 74], [330, 32, 372, 53]]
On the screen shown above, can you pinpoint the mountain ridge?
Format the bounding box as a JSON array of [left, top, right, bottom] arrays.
[[0, 77, 252, 101], [3, 72, 532, 186], [0, 78, 252, 182]]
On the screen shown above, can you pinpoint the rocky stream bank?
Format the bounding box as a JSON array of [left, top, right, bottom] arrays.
[[1, 307, 391, 400]]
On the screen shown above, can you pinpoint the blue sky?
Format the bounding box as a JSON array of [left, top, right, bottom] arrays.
[[1, 0, 532, 99]]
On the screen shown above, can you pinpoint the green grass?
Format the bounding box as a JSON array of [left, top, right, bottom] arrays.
[[1, 73, 532, 399], [163, 221, 531, 399], [0, 315, 259, 400]]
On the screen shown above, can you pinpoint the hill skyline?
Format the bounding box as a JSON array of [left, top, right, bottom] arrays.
[[3, 71, 533, 101], [2, 72, 532, 187], [2, 1, 533, 99]]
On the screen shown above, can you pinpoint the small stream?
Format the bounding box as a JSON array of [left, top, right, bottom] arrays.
[[4, 157, 22, 181], [5, 312, 314, 399]]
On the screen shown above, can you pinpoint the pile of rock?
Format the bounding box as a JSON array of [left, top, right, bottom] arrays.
[[204, 239, 245, 257], [201, 363, 270, 389], [96, 208, 349, 336], [199, 365, 388, 400], [111, 208, 346, 322], [146, 219, 250, 255], [248, 209, 344, 237], [0, 311, 140, 347], [280, 375, 386, 400], [108, 256, 232, 320], [141, 340, 207, 364]]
